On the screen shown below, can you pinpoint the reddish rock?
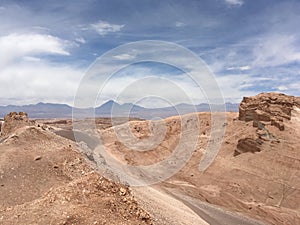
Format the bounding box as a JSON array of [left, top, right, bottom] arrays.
[[234, 138, 262, 156], [239, 93, 300, 130], [1, 112, 32, 136]]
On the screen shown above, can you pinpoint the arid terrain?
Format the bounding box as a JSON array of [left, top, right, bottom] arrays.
[[0, 92, 299, 225]]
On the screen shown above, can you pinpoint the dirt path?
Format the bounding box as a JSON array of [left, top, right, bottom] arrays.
[[131, 185, 268, 225], [131, 186, 209, 225], [164, 188, 268, 225]]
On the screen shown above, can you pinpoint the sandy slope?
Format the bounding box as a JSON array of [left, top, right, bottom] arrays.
[[98, 108, 300, 225], [163, 188, 267, 225], [131, 186, 209, 225], [1, 93, 299, 225], [0, 125, 153, 225]]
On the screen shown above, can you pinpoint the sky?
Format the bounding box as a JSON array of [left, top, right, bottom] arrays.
[[0, 0, 299, 107]]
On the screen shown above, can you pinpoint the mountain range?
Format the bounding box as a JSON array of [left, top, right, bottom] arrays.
[[0, 100, 239, 119]]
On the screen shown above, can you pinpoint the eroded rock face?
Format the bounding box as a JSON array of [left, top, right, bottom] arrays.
[[234, 138, 262, 156], [1, 112, 32, 136], [239, 92, 300, 130], [235, 93, 299, 157]]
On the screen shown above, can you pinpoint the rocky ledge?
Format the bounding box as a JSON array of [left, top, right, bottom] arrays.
[[0, 112, 33, 137], [239, 92, 300, 131], [235, 92, 299, 156]]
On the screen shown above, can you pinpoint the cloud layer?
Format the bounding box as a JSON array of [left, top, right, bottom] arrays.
[[0, 34, 70, 67], [0, 0, 299, 106], [225, 0, 244, 6], [90, 20, 124, 36]]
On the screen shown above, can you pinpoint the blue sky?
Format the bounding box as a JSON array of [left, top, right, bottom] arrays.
[[0, 0, 299, 106]]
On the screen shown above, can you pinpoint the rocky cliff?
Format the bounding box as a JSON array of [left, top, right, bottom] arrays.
[[239, 92, 300, 130]]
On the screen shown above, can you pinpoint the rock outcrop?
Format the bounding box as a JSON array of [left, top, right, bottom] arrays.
[[1, 112, 32, 136], [239, 92, 300, 130], [234, 138, 262, 156], [235, 92, 299, 156]]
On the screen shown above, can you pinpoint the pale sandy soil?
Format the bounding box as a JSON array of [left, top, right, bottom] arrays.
[[98, 111, 300, 225], [1, 96, 299, 225]]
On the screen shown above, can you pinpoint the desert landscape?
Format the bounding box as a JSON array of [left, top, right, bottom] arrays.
[[0, 92, 299, 225], [1, 1, 300, 224]]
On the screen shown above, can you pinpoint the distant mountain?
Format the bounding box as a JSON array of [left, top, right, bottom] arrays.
[[96, 100, 120, 113], [0, 101, 239, 119], [0, 103, 72, 118], [95, 100, 145, 117]]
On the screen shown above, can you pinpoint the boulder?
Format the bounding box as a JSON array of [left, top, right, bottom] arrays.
[[234, 138, 262, 156]]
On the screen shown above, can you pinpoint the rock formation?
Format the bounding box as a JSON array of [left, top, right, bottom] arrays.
[[234, 92, 300, 155], [239, 92, 300, 130], [0, 112, 32, 136], [234, 138, 262, 156]]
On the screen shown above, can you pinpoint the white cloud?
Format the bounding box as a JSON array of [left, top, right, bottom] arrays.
[[113, 53, 136, 60], [0, 33, 81, 106], [23, 56, 41, 62], [0, 62, 83, 105], [96, 74, 206, 107], [227, 65, 251, 71], [90, 20, 124, 36], [0, 33, 70, 67], [175, 21, 185, 27], [252, 34, 300, 67], [239, 65, 251, 71], [224, 0, 244, 6], [215, 74, 257, 101], [93, 69, 257, 106], [75, 37, 86, 44], [289, 82, 300, 90], [276, 85, 288, 91]]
